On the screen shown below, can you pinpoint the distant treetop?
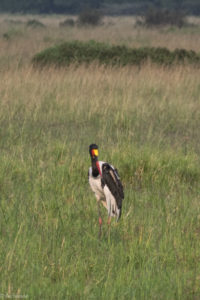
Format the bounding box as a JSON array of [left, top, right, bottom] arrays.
[[0, 0, 200, 15]]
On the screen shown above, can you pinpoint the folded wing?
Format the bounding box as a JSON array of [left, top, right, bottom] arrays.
[[101, 163, 124, 210]]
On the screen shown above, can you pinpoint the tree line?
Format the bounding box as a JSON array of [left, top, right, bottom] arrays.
[[0, 0, 200, 15]]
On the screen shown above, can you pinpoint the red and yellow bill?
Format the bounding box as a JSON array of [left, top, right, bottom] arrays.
[[92, 149, 99, 157]]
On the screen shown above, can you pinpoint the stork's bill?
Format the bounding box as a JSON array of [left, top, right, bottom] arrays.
[[91, 149, 98, 157]]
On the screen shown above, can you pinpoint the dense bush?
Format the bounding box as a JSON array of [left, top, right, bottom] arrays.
[[26, 19, 45, 28], [4, 19, 24, 25], [59, 18, 75, 27], [144, 8, 186, 27], [32, 40, 200, 67], [3, 29, 23, 40], [77, 9, 103, 26]]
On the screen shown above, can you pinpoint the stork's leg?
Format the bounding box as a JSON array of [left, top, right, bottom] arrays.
[[107, 215, 111, 243], [97, 201, 102, 239]]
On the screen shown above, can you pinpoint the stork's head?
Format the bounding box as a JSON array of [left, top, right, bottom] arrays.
[[89, 144, 99, 159]]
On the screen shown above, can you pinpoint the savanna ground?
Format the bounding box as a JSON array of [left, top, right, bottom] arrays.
[[0, 14, 200, 299]]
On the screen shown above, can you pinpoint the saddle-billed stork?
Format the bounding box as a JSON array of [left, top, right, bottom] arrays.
[[88, 144, 124, 238]]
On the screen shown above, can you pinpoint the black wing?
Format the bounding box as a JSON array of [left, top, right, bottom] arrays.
[[101, 163, 124, 209]]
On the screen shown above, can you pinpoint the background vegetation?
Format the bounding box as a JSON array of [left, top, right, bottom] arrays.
[[0, 0, 200, 15], [0, 14, 200, 299], [32, 40, 200, 67]]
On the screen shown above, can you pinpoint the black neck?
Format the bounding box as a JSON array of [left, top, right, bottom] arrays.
[[91, 157, 99, 177]]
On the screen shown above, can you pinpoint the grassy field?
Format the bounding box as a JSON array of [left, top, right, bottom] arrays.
[[0, 15, 200, 299]]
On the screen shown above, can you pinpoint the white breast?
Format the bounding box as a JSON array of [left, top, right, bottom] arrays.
[[89, 167, 105, 200], [88, 161, 113, 197]]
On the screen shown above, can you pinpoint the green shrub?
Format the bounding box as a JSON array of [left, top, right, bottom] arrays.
[[144, 8, 186, 27], [59, 18, 75, 27], [78, 9, 103, 26], [4, 19, 24, 25], [26, 19, 45, 28], [3, 29, 23, 40], [32, 40, 200, 68]]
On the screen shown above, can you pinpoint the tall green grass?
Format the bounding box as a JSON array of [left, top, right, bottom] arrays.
[[0, 63, 200, 299]]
